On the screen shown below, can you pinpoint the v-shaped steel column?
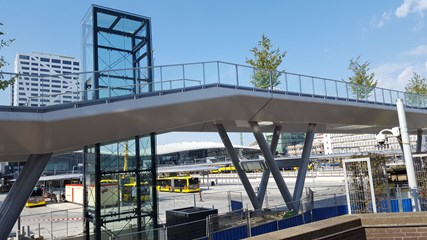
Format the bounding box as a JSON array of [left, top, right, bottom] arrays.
[[293, 124, 316, 206], [216, 123, 262, 209], [0, 153, 52, 240], [257, 125, 281, 207], [250, 122, 294, 211]]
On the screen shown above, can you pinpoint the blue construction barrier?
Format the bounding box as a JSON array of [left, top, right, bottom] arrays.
[[231, 200, 243, 213], [402, 198, 412, 212], [278, 214, 304, 229], [212, 225, 247, 240], [391, 199, 400, 212], [251, 221, 277, 237]]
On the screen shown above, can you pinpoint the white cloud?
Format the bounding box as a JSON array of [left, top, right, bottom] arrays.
[[369, 11, 392, 28], [373, 62, 427, 91], [404, 44, 427, 55], [373, 63, 409, 90], [396, 0, 427, 18], [397, 66, 414, 83]]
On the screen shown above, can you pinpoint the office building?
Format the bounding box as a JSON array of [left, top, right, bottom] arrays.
[[12, 52, 80, 106]]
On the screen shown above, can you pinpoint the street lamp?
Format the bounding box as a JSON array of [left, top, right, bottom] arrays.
[[376, 99, 420, 211]]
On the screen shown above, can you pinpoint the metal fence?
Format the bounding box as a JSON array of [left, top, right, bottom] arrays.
[[116, 191, 314, 240], [2, 61, 427, 110], [12, 207, 84, 239]]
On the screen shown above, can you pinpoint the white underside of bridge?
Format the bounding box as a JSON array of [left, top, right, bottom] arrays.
[[1, 86, 427, 162]]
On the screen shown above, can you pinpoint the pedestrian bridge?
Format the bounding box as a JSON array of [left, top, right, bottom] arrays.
[[1, 61, 427, 162]]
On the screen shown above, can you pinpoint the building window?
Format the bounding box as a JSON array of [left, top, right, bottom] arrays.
[[52, 59, 61, 64], [22, 67, 29, 70], [52, 65, 60, 69], [19, 55, 30, 60], [40, 58, 50, 62], [20, 61, 29, 65], [63, 66, 71, 70], [73, 62, 79, 66], [63, 60, 72, 65], [31, 62, 38, 66], [40, 69, 49, 72], [31, 68, 38, 71]]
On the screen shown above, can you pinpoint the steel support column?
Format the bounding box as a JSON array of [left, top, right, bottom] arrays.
[[416, 129, 423, 153], [0, 153, 52, 240], [250, 122, 294, 211], [216, 123, 261, 209], [293, 124, 316, 206], [397, 98, 420, 211], [257, 125, 282, 207]]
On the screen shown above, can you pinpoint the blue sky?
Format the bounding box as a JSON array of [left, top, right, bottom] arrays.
[[1, 0, 427, 145]]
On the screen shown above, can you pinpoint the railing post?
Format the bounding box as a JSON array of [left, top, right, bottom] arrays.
[[270, 71, 274, 91], [182, 64, 186, 89], [235, 65, 239, 86], [246, 210, 251, 238], [298, 75, 302, 95], [217, 62, 221, 84], [285, 73, 288, 92], [202, 63, 206, 86], [324, 79, 327, 98], [66, 210, 69, 237], [160, 66, 163, 92]]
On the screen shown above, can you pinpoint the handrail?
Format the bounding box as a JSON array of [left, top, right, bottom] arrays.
[[1, 60, 427, 110]]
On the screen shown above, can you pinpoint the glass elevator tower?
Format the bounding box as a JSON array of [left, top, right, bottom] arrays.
[[82, 5, 157, 239]]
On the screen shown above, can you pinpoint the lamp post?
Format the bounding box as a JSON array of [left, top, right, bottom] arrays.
[[376, 99, 420, 211], [396, 98, 420, 212]]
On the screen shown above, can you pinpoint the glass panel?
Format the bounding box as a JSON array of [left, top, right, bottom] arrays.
[[97, 12, 118, 29], [300, 75, 313, 95], [218, 62, 237, 86], [140, 136, 152, 170], [183, 63, 204, 87], [237, 65, 254, 88], [114, 18, 143, 33], [286, 74, 300, 93]]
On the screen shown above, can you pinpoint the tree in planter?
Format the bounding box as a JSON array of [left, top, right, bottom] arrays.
[[246, 34, 286, 89], [404, 72, 427, 107], [347, 56, 377, 100], [0, 22, 15, 90]]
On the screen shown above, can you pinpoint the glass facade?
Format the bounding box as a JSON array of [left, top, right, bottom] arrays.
[[82, 5, 156, 240]]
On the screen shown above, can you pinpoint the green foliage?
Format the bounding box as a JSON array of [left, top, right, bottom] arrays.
[[348, 56, 377, 100], [0, 22, 15, 91], [246, 34, 286, 89], [404, 72, 427, 107]]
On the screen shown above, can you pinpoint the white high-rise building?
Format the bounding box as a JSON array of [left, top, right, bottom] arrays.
[[12, 52, 81, 106]]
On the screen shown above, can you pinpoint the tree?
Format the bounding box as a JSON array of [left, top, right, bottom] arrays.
[[246, 34, 286, 89], [0, 22, 15, 90], [404, 72, 427, 107], [348, 56, 377, 100]]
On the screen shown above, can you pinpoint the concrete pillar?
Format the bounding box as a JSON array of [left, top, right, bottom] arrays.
[[250, 122, 295, 211], [0, 153, 52, 240], [216, 123, 261, 209]]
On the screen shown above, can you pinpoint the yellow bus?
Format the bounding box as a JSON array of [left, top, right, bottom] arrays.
[[26, 187, 46, 207], [157, 176, 200, 193], [122, 181, 150, 202], [210, 165, 236, 174]]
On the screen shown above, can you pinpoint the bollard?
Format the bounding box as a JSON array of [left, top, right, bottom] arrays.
[[27, 226, 30, 237]]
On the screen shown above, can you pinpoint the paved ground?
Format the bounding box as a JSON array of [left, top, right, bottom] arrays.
[[0, 170, 346, 239]]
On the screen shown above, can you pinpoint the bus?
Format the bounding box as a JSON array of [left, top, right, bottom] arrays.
[[157, 176, 200, 193], [210, 165, 236, 174], [122, 181, 150, 203], [26, 186, 46, 207]]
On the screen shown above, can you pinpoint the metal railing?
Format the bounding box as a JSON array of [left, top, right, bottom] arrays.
[[2, 61, 427, 110]]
